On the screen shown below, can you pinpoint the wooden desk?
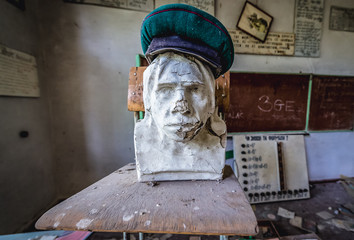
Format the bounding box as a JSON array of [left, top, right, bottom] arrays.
[[36, 163, 258, 236]]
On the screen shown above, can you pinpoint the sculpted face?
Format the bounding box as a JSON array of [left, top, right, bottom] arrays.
[[145, 53, 215, 142]]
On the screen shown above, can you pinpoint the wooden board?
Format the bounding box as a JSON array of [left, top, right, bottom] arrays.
[[36, 164, 258, 236], [225, 73, 309, 133], [127, 67, 230, 113], [127, 66, 146, 112], [308, 75, 354, 131], [215, 71, 230, 112]]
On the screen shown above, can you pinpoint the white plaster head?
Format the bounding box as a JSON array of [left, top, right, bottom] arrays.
[[142, 52, 225, 143]]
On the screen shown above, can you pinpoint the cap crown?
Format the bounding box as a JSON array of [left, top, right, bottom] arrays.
[[141, 4, 234, 77]]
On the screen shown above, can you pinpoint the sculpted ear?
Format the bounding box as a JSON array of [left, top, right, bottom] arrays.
[[210, 107, 226, 137], [208, 107, 227, 148]]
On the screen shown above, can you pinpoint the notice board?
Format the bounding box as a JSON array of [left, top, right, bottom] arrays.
[[308, 75, 354, 131], [225, 73, 310, 133], [0, 44, 40, 97]]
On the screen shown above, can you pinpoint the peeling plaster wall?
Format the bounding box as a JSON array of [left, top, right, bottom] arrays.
[[36, 1, 145, 197], [0, 1, 56, 234]]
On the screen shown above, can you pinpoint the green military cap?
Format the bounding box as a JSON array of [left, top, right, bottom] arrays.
[[141, 3, 234, 78]]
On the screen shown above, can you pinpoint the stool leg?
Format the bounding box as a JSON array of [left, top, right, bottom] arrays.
[[123, 232, 127, 240], [139, 232, 144, 240]]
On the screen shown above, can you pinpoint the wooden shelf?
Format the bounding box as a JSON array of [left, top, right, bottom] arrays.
[[36, 163, 258, 236]]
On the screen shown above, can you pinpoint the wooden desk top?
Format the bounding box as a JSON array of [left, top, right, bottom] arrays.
[[36, 163, 258, 236]]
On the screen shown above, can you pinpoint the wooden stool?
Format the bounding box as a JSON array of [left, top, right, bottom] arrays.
[[36, 164, 258, 238]]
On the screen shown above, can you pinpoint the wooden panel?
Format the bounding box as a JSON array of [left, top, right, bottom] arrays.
[[308, 75, 354, 131], [138, 54, 149, 67], [215, 71, 230, 112], [36, 164, 258, 236], [127, 66, 146, 112], [127, 67, 230, 112], [225, 73, 309, 133]]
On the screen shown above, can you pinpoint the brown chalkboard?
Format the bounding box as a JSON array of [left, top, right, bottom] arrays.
[[225, 73, 310, 133], [308, 75, 354, 131]]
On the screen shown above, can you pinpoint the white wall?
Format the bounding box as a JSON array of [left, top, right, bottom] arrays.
[[36, 1, 146, 197], [0, 1, 56, 234], [218, 0, 354, 75]]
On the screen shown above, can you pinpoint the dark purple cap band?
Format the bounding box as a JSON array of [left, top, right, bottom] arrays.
[[145, 35, 222, 77]]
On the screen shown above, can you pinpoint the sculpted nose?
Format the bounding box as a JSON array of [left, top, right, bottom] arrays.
[[173, 100, 190, 114], [172, 90, 190, 114]]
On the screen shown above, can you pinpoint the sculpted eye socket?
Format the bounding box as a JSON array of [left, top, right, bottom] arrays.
[[157, 85, 173, 92], [189, 84, 204, 93]]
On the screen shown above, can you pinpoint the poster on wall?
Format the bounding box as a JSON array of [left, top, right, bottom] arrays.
[[294, 0, 324, 57], [0, 45, 40, 97], [329, 6, 354, 32], [179, 0, 214, 16], [63, 0, 154, 12], [228, 29, 295, 56]]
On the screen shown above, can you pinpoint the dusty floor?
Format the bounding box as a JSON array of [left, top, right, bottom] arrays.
[[87, 182, 354, 240]]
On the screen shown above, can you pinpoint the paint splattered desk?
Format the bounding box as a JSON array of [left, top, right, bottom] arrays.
[[36, 163, 257, 236]]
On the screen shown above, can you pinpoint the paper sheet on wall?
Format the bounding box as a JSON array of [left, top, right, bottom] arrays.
[[0, 45, 40, 97], [233, 134, 310, 204], [294, 0, 324, 57], [228, 29, 295, 56], [329, 6, 354, 32], [179, 0, 214, 16], [64, 0, 154, 12]]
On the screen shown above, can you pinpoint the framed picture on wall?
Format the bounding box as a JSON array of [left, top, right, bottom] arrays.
[[236, 1, 273, 42]]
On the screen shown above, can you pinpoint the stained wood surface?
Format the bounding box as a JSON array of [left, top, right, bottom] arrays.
[[127, 67, 230, 113], [36, 163, 258, 236], [215, 71, 230, 113], [225, 73, 309, 133], [308, 75, 354, 131], [127, 67, 146, 112]]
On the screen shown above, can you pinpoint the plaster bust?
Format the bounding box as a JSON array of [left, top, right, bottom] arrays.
[[134, 52, 227, 182]]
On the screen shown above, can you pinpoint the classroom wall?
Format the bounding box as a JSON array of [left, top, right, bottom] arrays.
[[36, 0, 352, 195], [0, 1, 56, 234], [216, 0, 354, 180], [36, 1, 145, 197], [0, 0, 353, 234]]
